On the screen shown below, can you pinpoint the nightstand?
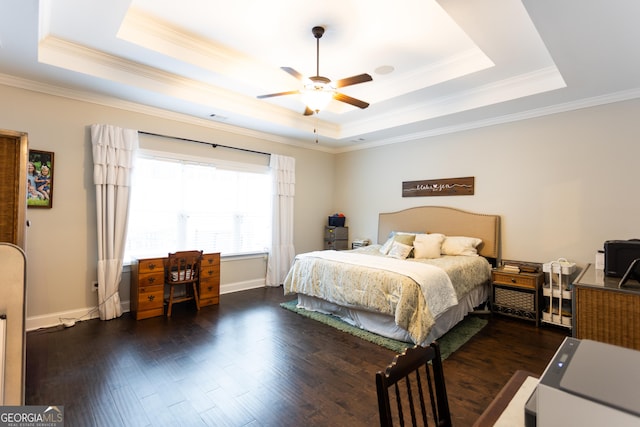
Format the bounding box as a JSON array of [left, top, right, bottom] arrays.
[[491, 267, 544, 325]]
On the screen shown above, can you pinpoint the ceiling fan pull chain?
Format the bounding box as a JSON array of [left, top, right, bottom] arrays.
[[314, 116, 319, 143]]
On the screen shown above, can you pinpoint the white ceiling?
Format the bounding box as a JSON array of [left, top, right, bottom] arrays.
[[1, 0, 640, 151]]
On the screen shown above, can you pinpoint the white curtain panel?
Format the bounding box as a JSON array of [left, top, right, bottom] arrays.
[[266, 154, 296, 286], [90, 124, 138, 320]]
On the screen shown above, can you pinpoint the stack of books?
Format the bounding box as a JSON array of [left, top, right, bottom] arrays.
[[501, 262, 539, 274], [502, 263, 521, 273]]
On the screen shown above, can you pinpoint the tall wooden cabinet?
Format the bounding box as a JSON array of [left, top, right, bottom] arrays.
[[0, 129, 28, 405], [0, 129, 28, 249]]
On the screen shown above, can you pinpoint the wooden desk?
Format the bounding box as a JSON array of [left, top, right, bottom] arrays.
[[473, 370, 538, 427], [130, 252, 220, 320]]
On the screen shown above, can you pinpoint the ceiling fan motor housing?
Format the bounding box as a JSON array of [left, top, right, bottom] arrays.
[[312, 26, 325, 39]]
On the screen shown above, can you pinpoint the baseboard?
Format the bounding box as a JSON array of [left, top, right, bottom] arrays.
[[25, 279, 265, 331], [220, 278, 265, 294], [26, 306, 101, 332]]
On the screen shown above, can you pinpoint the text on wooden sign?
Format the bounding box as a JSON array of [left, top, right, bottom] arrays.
[[402, 177, 475, 197]]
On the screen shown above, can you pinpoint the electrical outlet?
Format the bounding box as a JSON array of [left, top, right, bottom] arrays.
[[92, 281, 99, 292]]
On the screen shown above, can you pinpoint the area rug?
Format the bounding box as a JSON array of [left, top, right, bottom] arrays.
[[280, 300, 487, 358]]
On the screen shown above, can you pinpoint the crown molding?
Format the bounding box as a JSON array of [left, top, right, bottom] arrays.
[[0, 72, 337, 153], [336, 87, 640, 153]]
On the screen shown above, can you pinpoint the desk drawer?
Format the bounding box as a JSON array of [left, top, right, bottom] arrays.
[[201, 253, 220, 268], [200, 266, 220, 280], [493, 272, 538, 289], [137, 285, 164, 310], [200, 275, 219, 307], [200, 296, 219, 306], [138, 271, 164, 287], [138, 258, 165, 274]]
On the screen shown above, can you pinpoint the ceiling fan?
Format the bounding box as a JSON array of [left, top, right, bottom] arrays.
[[257, 26, 373, 115]]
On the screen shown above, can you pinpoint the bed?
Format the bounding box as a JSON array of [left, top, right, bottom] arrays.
[[283, 206, 501, 345]]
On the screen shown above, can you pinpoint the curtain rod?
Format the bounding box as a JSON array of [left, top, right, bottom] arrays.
[[138, 131, 271, 157]]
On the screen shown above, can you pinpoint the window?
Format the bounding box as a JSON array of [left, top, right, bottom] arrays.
[[124, 152, 271, 262]]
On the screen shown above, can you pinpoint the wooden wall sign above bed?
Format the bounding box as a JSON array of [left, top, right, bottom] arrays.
[[402, 176, 474, 197]]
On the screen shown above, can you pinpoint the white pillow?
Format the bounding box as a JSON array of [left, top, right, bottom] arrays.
[[413, 233, 445, 259], [379, 236, 395, 255], [379, 232, 417, 255], [441, 236, 482, 256], [387, 241, 413, 259]]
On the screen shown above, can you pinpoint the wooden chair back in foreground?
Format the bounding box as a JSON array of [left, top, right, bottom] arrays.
[[375, 342, 452, 427], [165, 250, 203, 317]]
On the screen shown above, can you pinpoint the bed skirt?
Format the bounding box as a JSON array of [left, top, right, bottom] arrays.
[[296, 283, 490, 346]]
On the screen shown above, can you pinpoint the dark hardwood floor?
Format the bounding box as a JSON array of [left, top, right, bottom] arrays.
[[26, 286, 569, 427]]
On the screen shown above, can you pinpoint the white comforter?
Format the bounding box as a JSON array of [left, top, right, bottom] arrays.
[[295, 250, 458, 320], [283, 246, 490, 343]]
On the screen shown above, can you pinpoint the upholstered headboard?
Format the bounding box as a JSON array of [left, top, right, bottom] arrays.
[[378, 206, 501, 261]]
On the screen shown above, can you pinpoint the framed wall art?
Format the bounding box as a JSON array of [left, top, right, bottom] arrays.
[[27, 149, 54, 208], [402, 176, 474, 197]]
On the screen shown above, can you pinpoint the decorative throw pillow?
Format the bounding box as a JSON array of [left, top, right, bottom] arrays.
[[393, 233, 416, 246], [387, 241, 413, 259], [413, 233, 445, 259], [441, 236, 482, 256], [379, 232, 417, 255]]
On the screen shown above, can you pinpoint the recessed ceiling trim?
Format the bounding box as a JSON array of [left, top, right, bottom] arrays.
[[360, 48, 495, 105], [117, 6, 291, 91], [339, 66, 566, 139], [37, 35, 337, 137]]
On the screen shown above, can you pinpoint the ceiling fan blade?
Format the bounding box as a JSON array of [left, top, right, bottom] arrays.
[[334, 92, 370, 109], [257, 90, 300, 99], [281, 67, 305, 81], [334, 73, 372, 88], [303, 106, 314, 116]]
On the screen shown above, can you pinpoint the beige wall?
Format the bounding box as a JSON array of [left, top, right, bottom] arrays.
[[335, 98, 640, 266], [0, 84, 334, 329]]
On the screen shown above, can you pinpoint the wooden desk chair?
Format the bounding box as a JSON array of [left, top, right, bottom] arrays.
[[376, 342, 452, 427], [165, 250, 203, 317]]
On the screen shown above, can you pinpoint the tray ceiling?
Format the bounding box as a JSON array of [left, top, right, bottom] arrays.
[[1, 0, 639, 151]]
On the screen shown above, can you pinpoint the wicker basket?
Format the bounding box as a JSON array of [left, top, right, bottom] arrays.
[[494, 286, 535, 311]]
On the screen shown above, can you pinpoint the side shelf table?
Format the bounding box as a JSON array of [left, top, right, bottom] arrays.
[[491, 267, 544, 325], [573, 263, 640, 350]]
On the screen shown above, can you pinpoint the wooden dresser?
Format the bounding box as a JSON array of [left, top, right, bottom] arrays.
[[573, 263, 640, 350], [131, 252, 221, 320]]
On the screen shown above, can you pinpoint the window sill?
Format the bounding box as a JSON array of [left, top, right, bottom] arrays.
[[122, 251, 268, 271]]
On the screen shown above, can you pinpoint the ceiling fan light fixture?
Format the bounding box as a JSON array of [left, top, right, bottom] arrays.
[[257, 25, 371, 116], [301, 80, 334, 112]]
